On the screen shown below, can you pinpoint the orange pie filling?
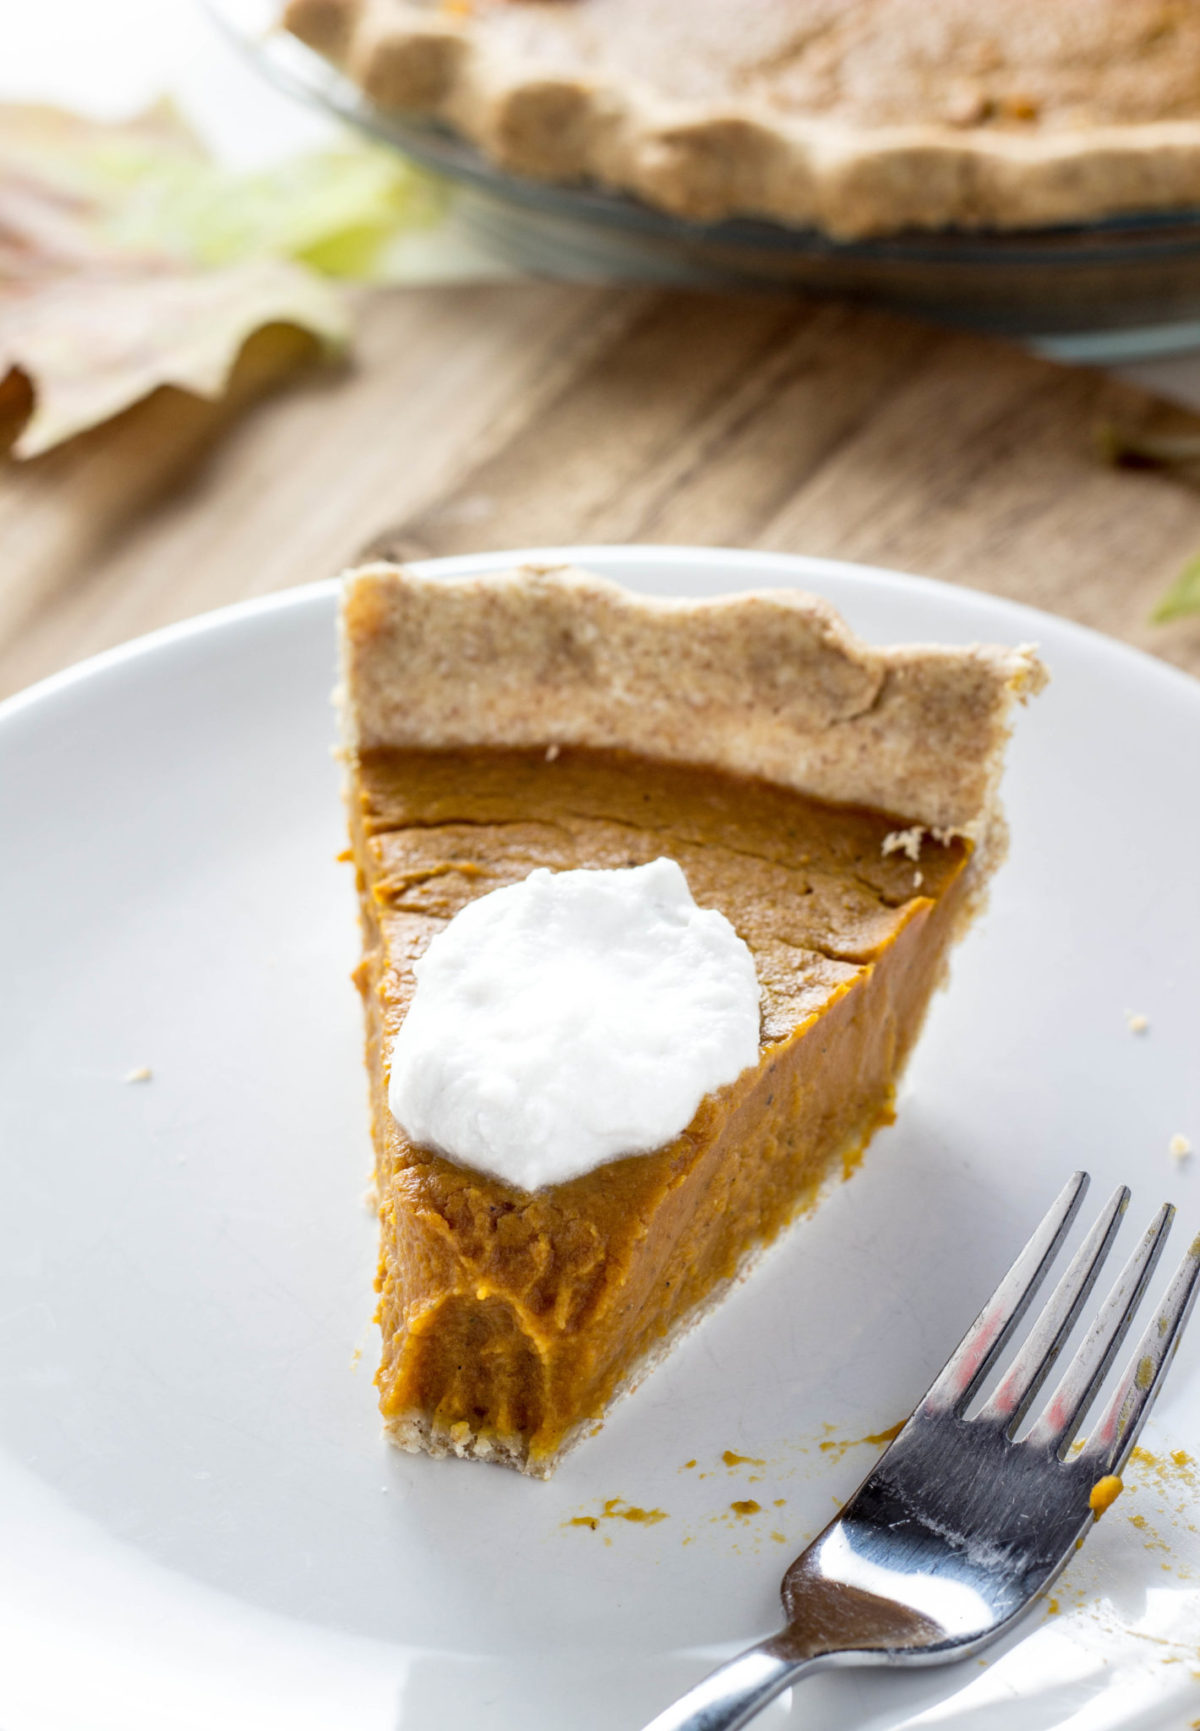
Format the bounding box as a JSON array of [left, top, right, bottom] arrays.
[[348, 745, 970, 1476]]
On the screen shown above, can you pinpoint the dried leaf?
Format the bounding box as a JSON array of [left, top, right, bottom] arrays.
[[1095, 421, 1200, 472], [1151, 552, 1200, 624], [0, 102, 446, 456], [1093, 419, 1200, 622], [2, 260, 348, 458]]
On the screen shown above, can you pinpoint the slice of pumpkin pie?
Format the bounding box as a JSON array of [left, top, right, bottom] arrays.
[[339, 562, 1045, 1477]]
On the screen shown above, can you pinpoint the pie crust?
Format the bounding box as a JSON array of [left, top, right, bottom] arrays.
[[339, 563, 1045, 1474], [283, 0, 1200, 236]]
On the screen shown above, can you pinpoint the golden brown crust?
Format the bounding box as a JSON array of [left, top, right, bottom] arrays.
[[282, 0, 1200, 235], [339, 560, 1044, 842], [282, 0, 359, 62]]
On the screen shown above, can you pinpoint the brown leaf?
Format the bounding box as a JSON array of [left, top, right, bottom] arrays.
[[2, 259, 347, 458], [1095, 420, 1200, 472], [0, 103, 349, 457]]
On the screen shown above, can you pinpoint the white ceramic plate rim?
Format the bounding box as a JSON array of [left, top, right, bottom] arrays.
[[3, 546, 1199, 1731]]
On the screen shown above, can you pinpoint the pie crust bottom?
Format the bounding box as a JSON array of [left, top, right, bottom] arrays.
[[379, 1111, 884, 1480]]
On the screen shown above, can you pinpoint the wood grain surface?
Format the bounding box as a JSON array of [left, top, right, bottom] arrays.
[[3, 283, 1200, 701]]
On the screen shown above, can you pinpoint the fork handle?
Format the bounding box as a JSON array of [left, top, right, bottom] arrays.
[[638, 1640, 817, 1731]]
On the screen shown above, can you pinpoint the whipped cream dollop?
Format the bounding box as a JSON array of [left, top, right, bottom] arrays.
[[387, 858, 761, 1191]]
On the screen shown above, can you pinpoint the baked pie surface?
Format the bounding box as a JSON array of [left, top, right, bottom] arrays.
[[339, 563, 1044, 1475], [284, 0, 1200, 234]]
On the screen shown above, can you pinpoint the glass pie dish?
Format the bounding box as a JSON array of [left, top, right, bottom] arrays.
[[208, 0, 1200, 362]]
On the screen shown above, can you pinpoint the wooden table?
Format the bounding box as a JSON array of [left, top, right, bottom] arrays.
[[3, 284, 1200, 701]]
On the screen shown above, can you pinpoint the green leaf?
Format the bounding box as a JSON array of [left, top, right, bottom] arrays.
[[1152, 552, 1200, 624], [105, 143, 448, 279]]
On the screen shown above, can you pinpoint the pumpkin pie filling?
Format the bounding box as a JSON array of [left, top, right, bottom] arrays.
[[351, 744, 971, 1475]]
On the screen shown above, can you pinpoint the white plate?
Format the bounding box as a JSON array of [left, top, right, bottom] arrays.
[[1, 547, 1198, 1731]]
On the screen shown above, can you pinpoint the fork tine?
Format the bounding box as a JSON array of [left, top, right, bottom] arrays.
[[976, 1185, 1129, 1433], [1077, 1228, 1200, 1475], [1024, 1203, 1174, 1456], [921, 1171, 1088, 1417]]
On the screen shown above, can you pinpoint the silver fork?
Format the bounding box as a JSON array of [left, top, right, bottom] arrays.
[[640, 1171, 1200, 1731]]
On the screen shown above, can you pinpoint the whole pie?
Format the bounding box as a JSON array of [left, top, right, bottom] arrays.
[[339, 562, 1045, 1475], [283, 0, 1200, 234]]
